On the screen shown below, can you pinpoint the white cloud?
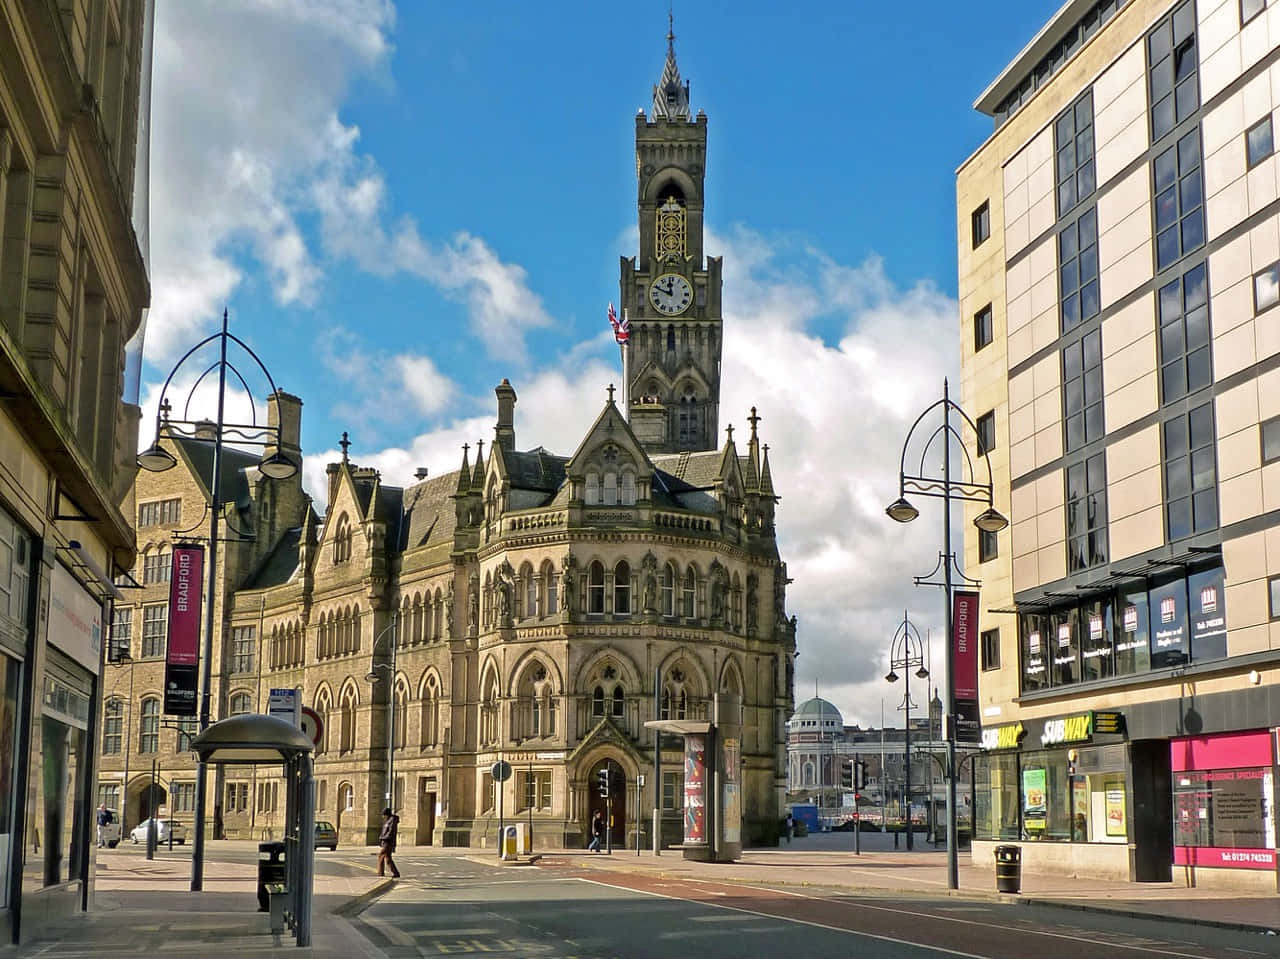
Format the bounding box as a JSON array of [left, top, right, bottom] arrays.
[[143, 0, 397, 365]]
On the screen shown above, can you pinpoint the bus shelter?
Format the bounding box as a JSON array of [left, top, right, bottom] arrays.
[[190, 714, 316, 946]]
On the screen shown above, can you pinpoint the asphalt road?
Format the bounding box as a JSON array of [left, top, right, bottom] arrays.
[[351, 855, 1280, 959]]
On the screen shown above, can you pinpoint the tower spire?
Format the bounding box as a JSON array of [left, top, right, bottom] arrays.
[[652, 13, 690, 119]]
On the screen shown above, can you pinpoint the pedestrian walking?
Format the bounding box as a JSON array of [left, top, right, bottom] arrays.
[[587, 810, 604, 853], [96, 803, 113, 848], [377, 807, 400, 878], [784, 812, 794, 845]]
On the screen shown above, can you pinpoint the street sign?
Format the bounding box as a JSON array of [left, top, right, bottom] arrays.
[[492, 760, 512, 783], [300, 705, 323, 746], [268, 687, 299, 727]]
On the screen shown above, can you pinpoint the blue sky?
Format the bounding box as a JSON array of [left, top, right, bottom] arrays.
[[141, 1, 1058, 727]]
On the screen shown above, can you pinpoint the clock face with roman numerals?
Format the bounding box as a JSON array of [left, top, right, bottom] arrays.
[[649, 273, 693, 315]]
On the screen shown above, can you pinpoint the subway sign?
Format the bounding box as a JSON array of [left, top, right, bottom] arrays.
[[1040, 710, 1125, 746], [980, 722, 1026, 751]]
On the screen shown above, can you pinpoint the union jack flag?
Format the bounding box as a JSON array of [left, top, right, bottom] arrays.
[[608, 302, 630, 344]]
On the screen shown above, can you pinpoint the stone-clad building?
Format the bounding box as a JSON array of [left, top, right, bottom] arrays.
[[0, 0, 151, 942], [100, 29, 797, 850]]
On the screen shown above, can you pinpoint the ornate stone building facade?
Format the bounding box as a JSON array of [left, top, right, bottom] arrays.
[[100, 29, 796, 850]]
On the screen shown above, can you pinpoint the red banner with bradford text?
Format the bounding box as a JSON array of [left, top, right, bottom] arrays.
[[952, 590, 981, 745], [164, 545, 203, 716]]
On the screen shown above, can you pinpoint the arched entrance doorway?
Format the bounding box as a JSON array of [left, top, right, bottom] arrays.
[[127, 779, 167, 832], [587, 758, 626, 848]]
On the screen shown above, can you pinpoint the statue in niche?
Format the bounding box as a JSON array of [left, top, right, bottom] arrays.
[[709, 560, 727, 623], [445, 580, 455, 638], [774, 569, 787, 623], [560, 554, 576, 615], [642, 551, 658, 613], [468, 576, 479, 636], [746, 572, 759, 636], [496, 561, 515, 626]]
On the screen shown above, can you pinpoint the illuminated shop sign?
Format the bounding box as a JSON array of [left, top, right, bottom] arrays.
[[980, 721, 1026, 751], [1040, 710, 1124, 745]]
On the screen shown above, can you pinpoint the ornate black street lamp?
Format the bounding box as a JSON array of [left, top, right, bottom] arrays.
[[137, 308, 297, 892], [885, 611, 928, 850], [886, 379, 1008, 889]]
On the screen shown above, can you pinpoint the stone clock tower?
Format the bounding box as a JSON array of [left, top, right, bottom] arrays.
[[621, 21, 723, 454]]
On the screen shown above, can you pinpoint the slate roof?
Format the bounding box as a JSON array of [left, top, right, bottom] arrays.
[[651, 450, 720, 489], [504, 447, 567, 492], [243, 526, 304, 589], [172, 436, 258, 506], [400, 471, 461, 551]]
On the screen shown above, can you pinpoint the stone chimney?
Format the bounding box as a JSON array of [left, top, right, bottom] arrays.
[[414, 468, 429, 481], [494, 379, 517, 452], [266, 391, 303, 464]]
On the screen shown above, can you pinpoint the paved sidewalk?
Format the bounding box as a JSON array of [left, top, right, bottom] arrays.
[[6, 851, 391, 957], [4, 841, 1278, 954], [525, 844, 1280, 934]]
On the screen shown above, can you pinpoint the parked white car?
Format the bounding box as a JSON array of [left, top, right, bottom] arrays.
[[130, 818, 187, 845]]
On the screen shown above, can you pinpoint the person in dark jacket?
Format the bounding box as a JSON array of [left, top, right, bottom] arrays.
[[96, 803, 113, 848], [587, 810, 604, 853], [377, 807, 400, 878]]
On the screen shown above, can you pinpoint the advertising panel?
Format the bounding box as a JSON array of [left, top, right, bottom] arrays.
[[683, 734, 707, 844], [164, 546, 203, 716], [48, 562, 103, 675], [722, 737, 741, 845], [1022, 767, 1047, 833], [952, 590, 981, 744]]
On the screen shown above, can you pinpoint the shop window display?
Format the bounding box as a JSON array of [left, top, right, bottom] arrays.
[[1172, 731, 1276, 869], [23, 673, 90, 891], [973, 751, 1020, 840]]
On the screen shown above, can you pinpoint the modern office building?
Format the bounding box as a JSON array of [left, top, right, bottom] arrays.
[[959, 0, 1280, 887], [0, 0, 151, 942], [100, 29, 797, 852]]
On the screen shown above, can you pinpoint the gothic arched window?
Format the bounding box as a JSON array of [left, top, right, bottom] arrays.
[[602, 471, 618, 506], [592, 685, 605, 719], [620, 471, 637, 506], [612, 685, 625, 718], [614, 561, 630, 616], [420, 676, 439, 747], [333, 513, 352, 564], [521, 563, 536, 619], [585, 471, 600, 505], [587, 561, 605, 614], [682, 566, 696, 618], [662, 563, 676, 617], [541, 560, 558, 615], [678, 390, 699, 445]]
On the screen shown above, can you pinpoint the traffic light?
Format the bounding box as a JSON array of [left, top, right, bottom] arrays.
[[855, 760, 867, 790], [840, 761, 853, 791], [597, 767, 610, 798]]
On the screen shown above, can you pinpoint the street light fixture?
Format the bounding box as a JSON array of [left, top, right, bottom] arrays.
[[886, 378, 1007, 890], [885, 611, 927, 851], [364, 612, 400, 812], [137, 308, 297, 892]]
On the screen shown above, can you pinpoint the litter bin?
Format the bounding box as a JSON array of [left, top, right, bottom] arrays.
[[257, 841, 286, 911], [994, 844, 1021, 894]]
